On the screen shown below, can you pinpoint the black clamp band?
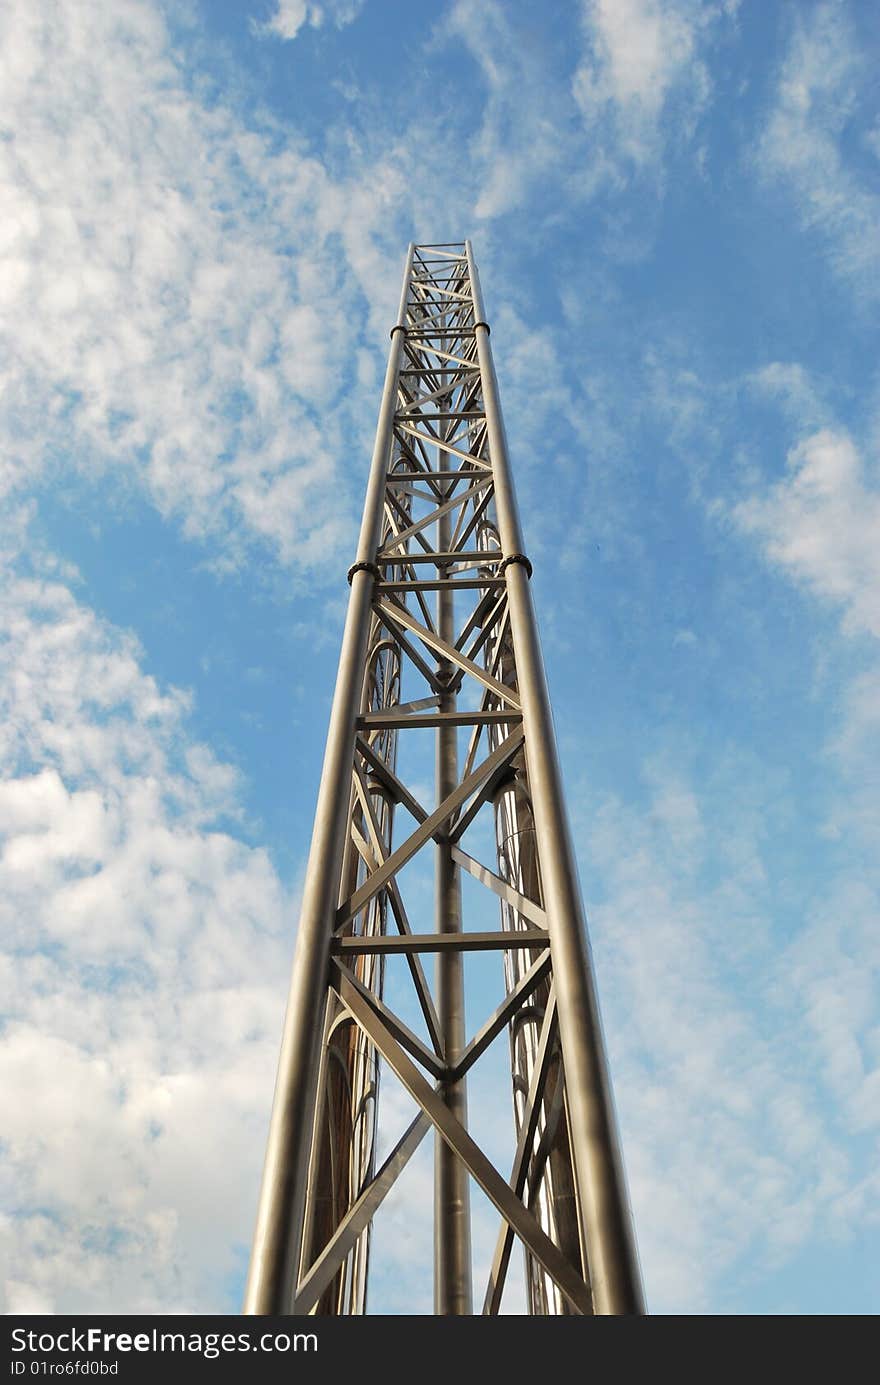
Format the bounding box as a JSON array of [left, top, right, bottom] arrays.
[[390, 324, 406, 339], [473, 320, 491, 334], [347, 560, 381, 585], [499, 552, 533, 579]]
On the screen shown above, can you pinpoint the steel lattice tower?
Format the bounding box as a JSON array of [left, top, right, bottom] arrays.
[[245, 242, 644, 1316]]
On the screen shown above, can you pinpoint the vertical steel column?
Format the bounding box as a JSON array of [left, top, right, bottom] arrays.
[[465, 241, 645, 1315], [244, 245, 415, 1315], [434, 411, 473, 1315]]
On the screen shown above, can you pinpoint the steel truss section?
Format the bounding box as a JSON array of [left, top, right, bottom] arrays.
[[245, 242, 645, 1317]]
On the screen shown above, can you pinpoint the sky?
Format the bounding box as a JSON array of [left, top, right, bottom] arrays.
[[1, 0, 878, 1316]]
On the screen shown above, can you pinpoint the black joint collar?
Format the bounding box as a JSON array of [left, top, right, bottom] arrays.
[[499, 552, 533, 579], [347, 560, 381, 585]]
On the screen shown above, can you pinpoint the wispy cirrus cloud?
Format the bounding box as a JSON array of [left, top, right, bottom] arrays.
[[543, 338, 880, 1308], [575, 749, 871, 1312], [719, 385, 880, 1294], [437, 0, 738, 228], [744, 362, 833, 437], [0, 0, 405, 574], [573, 0, 738, 171], [756, 2, 880, 296], [435, 0, 584, 222]]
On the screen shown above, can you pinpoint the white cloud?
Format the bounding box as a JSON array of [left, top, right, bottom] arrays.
[[431, 0, 727, 225], [777, 881, 880, 1145], [734, 428, 880, 639], [253, 1, 364, 43], [0, 0, 404, 574], [0, 528, 291, 1313], [718, 401, 880, 1278], [257, 0, 310, 39], [574, 755, 867, 1312], [581, 0, 697, 111], [756, 3, 880, 294], [440, 0, 729, 226], [439, 0, 580, 221], [745, 362, 830, 435], [832, 666, 880, 768], [573, 0, 735, 168]]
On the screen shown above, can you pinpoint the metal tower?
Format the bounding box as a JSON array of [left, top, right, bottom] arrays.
[[244, 242, 644, 1316]]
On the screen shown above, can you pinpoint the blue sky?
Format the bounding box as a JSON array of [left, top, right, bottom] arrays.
[[1, 0, 878, 1315]]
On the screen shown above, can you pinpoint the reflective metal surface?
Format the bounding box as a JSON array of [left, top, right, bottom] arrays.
[[299, 621, 402, 1313], [478, 520, 583, 1314], [434, 408, 473, 1315], [245, 243, 645, 1316]]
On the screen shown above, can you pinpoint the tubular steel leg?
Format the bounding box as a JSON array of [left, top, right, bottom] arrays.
[[244, 246, 414, 1315], [479, 518, 584, 1313], [465, 240, 645, 1315], [434, 445, 473, 1314]]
